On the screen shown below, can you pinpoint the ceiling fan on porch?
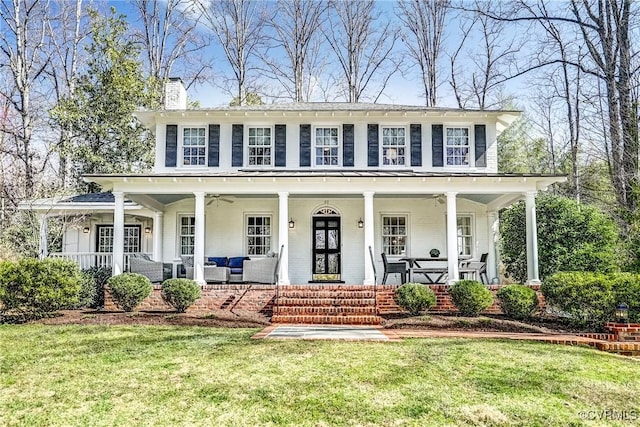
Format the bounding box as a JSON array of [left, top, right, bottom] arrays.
[[206, 194, 234, 206]]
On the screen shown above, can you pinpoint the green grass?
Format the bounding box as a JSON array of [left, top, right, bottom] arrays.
[[1, 325, 639, 426]]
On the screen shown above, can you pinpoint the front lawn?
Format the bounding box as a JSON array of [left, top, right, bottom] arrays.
[[1, 325, 639, 426]]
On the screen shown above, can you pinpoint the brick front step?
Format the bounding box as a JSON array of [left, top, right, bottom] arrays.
[[275, 306, 377, 316], [595, 341, 640, 356], [278, 290, 376, 299], [577, 333, 619, 341], [277, 297, 376, 307], [271, 315, 382, 325]]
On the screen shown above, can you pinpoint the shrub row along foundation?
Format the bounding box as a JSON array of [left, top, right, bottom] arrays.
[[104, 284, 544, 321]]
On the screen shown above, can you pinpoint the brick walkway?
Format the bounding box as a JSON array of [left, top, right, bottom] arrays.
[[253, 326, 640, 356]]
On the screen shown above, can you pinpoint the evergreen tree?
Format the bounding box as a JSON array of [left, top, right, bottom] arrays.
[[52, 8, 154, 192]]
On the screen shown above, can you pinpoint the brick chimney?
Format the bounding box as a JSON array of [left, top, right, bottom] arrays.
[[164, 77, 187, 110]]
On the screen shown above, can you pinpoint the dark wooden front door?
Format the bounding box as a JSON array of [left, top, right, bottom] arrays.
[[312, 216, 341, 281]]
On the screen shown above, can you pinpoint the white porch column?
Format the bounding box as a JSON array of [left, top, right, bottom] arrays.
[[112, 191, 125, 276], [487, 211, 499, 282], [38, 214, 48, 259], [193, 191, 206, 285], [278, 192, 290, 285], [363, 191, 375, 285], [152, 212, 164, 262], [446, 191, 459, 284], [525, 191, 540, 283]]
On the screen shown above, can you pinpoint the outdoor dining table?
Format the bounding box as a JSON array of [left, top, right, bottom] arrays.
[[400, 257, 449, 283], [400, 256, 474, 284]]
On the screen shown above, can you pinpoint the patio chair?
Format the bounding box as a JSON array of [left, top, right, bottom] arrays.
[[463, 253, 489, 284], [381, 252, 407, 285], [130, 256, 171, 283]]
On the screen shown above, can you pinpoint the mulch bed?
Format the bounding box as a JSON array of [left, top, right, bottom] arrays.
[[6, 310, 576, 334]]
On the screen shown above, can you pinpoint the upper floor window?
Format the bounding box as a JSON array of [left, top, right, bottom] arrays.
[[446, 127, 470, 166], [248, 127, 272, 166], [246, 215, 272, 255], [315, 127, 340, 166], [382, 215, 407, 256], [457, 215, 473, 256], [182, 127, 206, 166], [381, 126, 406, 166], [179, 216, 196, 256]]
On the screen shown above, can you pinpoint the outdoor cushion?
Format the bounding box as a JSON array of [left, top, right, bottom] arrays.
[[230, 267, 243, 274], [208, 257, 228, 267], [228, 256, 250, 268]]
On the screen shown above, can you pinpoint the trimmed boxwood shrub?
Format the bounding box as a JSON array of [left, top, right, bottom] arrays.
[[107, 273, 152, 312], [542, 272, 640, 328], [394, 283, 436, 315], [496, 285, 538, 320], [161, 278, 201, 313], [449, 280, 494, 316], [0, 258, 82, 315]]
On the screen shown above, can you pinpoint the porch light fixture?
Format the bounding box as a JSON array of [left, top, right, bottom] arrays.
[[82, 227, 90, 234], [357, 218, 364, 228], [144, 227, 152, 234], [616, 303, 629, 323], [288, 218, 295, 229]]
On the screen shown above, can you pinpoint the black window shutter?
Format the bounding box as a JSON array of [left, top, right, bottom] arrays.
[[232, 124, 243, 167], [208, 124, 220, 167], [432, 124, 444, 167], [410, 124, 422, 167], [368, 124, 379, 167], [165, 124, 178, 167], [475, 124, 487, 167], [343, 124, 354, 167], [299, 124, 311, 167], [275, 124, 286, 167]]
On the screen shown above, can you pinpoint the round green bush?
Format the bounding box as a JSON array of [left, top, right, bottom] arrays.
[[449, 280, 494, 316], [0, 258, 82, 315], [161, 278, 201, 313], [107, 273, 152, 312], [394, 283, 436, 315], [496, 285, 538, 320]]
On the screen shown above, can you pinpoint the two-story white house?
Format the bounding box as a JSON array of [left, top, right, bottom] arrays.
[[26, 78, 563, 293]]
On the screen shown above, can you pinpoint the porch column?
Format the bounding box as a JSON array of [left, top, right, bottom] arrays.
[[152, 212, 163, 262], [487, 211, 499, 282], [363, 191, 375, 285], [525, 191, 540, 283], [112, 191, 125, 276], [38, 214, 48, 259], [446, 191, 459, 284], [277, 192, 290, 285], [193, 191, 206, 285]]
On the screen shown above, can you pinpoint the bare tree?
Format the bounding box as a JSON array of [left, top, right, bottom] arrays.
[[46, 0, 87, 188], [397, 0, 449, 107], [197, 0, 266, 106], [324, 0, 400, 103], [133, 0, 210, 106], [473, 0, 639, 213], [264, 0, 328, 102], [0, 0, 52, 199]]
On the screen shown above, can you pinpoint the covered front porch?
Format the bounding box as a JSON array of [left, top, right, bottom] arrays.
[[28, 172, 563, 287]]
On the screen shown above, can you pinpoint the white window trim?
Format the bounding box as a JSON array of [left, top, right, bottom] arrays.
[[244, 212, 274, 256], [443, 125, 474, 168], [177, 214, 197, 257], [178, 125, 208, 169], [244, 124, 275, 168], [379, 124, 409, 167], [312, 124, 342, 168], [379, 213, 410, 258], [95, 223, 141, 253], [445, 212, 475, 258]]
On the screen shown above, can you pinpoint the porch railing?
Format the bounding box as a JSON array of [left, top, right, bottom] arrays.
[[48, 252, 136, 271]]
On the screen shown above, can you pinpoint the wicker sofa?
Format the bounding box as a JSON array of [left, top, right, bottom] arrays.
[[181, 255, 278, 284]]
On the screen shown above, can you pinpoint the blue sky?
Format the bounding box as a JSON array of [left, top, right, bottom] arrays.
[[107, 0, 526, 108]]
